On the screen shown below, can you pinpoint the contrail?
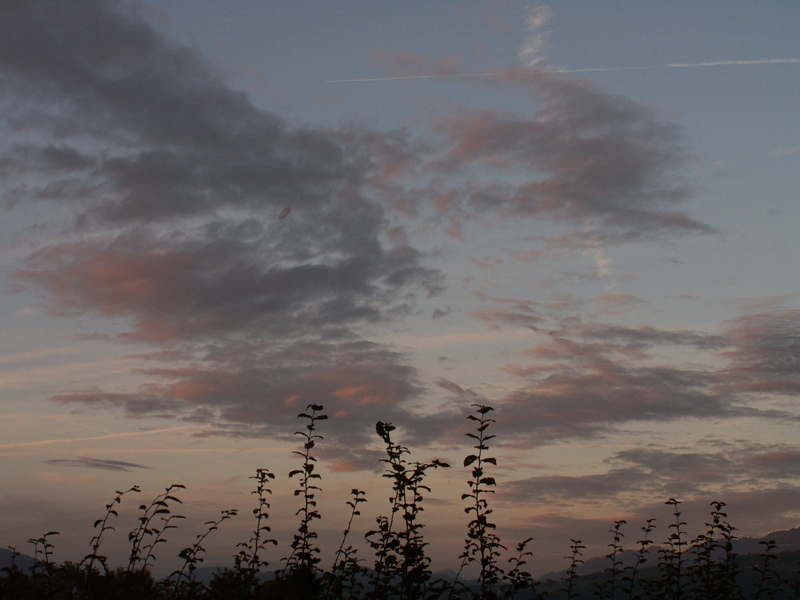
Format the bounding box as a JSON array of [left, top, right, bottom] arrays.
[[666, 58, 800, 68], [554, 57, 800, 73], [326, 73, 490, 83], [0, 425, 201, 450], [327, 58, 800, 83]]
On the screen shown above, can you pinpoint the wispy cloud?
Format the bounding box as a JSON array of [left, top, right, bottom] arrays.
[[0, 426, 201, 450], [519, 4, 553, 68], [44, 457, 150, 472]]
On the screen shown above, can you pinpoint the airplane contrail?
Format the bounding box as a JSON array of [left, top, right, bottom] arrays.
[[326, 58, 800, 83], [0, 425, 202, 450], [326, 72, 491, 83], [554, 57, 800, 73]]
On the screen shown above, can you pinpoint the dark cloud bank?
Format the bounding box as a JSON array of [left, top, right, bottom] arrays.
[[3, 1, 799, 493]]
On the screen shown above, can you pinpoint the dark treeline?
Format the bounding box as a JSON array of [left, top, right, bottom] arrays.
[[3, 404, 800, 600]]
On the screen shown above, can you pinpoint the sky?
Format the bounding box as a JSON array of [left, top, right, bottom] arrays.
[[1, 0, 799, 578]]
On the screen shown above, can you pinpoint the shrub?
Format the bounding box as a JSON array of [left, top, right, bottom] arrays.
[[2, 404, 798, 600]]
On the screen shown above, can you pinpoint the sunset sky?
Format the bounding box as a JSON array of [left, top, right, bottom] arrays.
[[1, 0, 799, 577]]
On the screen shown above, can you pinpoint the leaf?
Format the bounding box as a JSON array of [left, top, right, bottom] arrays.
[[464, 455, 478, 467]]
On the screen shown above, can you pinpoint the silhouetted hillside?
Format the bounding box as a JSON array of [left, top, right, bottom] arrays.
[[0, 548, 35, 572]]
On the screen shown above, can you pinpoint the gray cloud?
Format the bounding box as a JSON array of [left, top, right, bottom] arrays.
[[431, 306, 452, 319], [502, 443, 800, 531], [503, 466, 649, 503], [577, 323, 727, 352], [2, 1, 449, 450], [721, 310, 800, 395], [44, 457, 150, 472], [422, 66, 712, 240], [2, 1, 790, 461], [462, 307, 800, 445], [498, 360, 735, 442]]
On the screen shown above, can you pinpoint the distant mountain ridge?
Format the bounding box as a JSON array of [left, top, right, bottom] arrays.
[[0, 548, 35, 572]]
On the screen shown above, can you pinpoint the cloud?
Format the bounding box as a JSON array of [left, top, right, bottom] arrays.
[[328, 56, 711, 244], [425, 67, 711, 240], [51, 339, 432, 443], [503, 466, 648, 503], [431, 305, 452, 319], [593, 292, 646, 314], [720, 310, 800, 395], [461, 308, 800, 445], [500, 443, 800, 550], [773, 146, 798, 157], [519, 4, 554, 68], [44, 457, 150, 472], [0, 1, 778, 459], [579, 323, 726, 349], [473, 308, 543, 330], [19, 228, 443, 341], [2, 1, 452, 450], [498, 359, 733, 442]]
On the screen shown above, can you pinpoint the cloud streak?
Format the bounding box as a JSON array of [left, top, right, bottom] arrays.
[[328, 58, 800, 82], [551, 58, 800, 74], [44, 457, 150, 472], [0, 426, 202, 450]]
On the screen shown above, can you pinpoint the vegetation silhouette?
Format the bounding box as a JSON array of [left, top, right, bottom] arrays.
[[2, 404, 799, 599]]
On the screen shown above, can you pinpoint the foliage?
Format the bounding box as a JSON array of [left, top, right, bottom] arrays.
[[4, 404, 800, 600]]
